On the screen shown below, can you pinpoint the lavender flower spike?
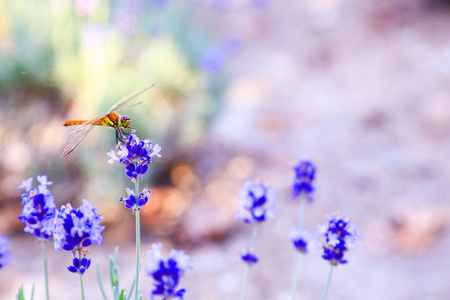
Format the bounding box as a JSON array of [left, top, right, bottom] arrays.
[[145, 243, 192, 300], [119, 187, 151, 210], [289, 227, 320, 254], [0, 233, 12, 268], [319, 212, 360, 266], [108, 133, 161, 181], [53, 199, 104, 274], [18, 175, 57, 240], [292, 158, 316, 201], [235, 180, 276, 223]]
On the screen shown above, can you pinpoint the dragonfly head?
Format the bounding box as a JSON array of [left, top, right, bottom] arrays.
[[119, 115, 131, 128]]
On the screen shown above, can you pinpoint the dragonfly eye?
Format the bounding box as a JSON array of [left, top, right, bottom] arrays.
[[119, 115, 131, 128]]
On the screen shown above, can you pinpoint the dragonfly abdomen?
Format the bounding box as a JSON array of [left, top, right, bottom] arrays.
[[63, 120, 88, 126]]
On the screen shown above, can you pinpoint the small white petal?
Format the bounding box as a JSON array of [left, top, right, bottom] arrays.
[[151, 144, 162, 158]]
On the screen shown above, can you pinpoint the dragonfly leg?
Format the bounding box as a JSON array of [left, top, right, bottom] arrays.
[[116, 128, 127, 144]]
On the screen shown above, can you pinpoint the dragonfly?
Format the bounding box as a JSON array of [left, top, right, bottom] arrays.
[[61, 83, 155, 158]]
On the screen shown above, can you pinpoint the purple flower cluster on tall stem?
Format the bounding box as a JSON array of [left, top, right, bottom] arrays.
[[236, 179, 276, 300], [53, 199, 104, 274], [292, 158, 316, 201], [235, 180, 276, 224], [18, 175, 56, 240], [145, 243, 192, 300], [108, 132, 161, 300], [107, 133, 161, 181], [0, 233, 12, 269], [289, 227, 318, 254], [319, 212, 360, 266]]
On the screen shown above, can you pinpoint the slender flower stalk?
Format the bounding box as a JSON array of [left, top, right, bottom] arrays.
[[240, 225, 259, 300], [289, 159, 316, 300], [291, 191, 309, 300], [41, 241, 50, 300], [134, 179, 141, 300], [18, 175, 56, 300], [289, 226, 318, 300], [321, 265, 334, 300], [297, 193, 306, 228], [79, 252, 86, 300], [235, 180, 276, 300]]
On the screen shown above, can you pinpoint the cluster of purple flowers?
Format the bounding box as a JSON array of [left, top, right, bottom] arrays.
[[318, 212, 360, 266], [145, 243, 192, 300], [240, 251, 259, 265], [18, 175, 57, 240], [235, 180, 276, 224], [17, 175, 105, 275], [235, 180, 276, 265], [108, 133, 161, 180], [289, 227, 318, 254], [119, 187, 151, 210], [68, 256, 92, 275], [0, 233, 11, 269], [53, 199, 105, 274], [291, 159, 316, 201]]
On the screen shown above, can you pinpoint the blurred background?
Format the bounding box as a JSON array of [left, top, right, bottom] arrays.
[[1, 0, 450, 299]]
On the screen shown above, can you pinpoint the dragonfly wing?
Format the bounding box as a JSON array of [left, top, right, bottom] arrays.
[[114, 102, 142, 113], [107, 83, 155, 113], [60, 123, 96, 158]]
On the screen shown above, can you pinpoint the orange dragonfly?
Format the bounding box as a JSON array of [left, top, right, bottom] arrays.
[[61, 83, 155, 158]]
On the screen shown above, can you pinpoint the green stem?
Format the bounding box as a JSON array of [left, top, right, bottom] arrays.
[[240, 265, 251, 300], [240, 225, 259, 300], [134, 179, 141, 300], [79, 251, 86, 300], [30, 284, 35, 300], [41, 241, 50, 300], [249, 225, 258, 250], [321, 265, 334, 300], [290, 193, 307, 300], [290, 252, 304, 300], [298, 193, 306, 228]]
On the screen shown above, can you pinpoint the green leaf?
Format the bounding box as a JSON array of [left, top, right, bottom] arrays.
[[16, 285, 24, 300], [96, 260, 108, 300]]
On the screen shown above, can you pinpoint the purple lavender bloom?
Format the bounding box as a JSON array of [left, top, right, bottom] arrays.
[[67, 257, 91, 275], [200, 46, 226, 73], [319, 212, 360, 266], [235, 180, 276, 223], [108, 133, 161, 181], [119, 187, 151, 210], [145, 243, 192, 300], [18, 175, 56, 240], [292, 158, 316, 201], [0, 233, 12, 268], [240, 251, 259, 265], [53, 199, 104, 274], [289, 227, 319, 253]]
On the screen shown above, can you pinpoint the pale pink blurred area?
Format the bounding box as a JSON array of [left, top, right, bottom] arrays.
[[2, 0, 450, 299]]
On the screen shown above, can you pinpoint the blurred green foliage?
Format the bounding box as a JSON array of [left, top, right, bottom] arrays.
[[0, 0, 228, 204]]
